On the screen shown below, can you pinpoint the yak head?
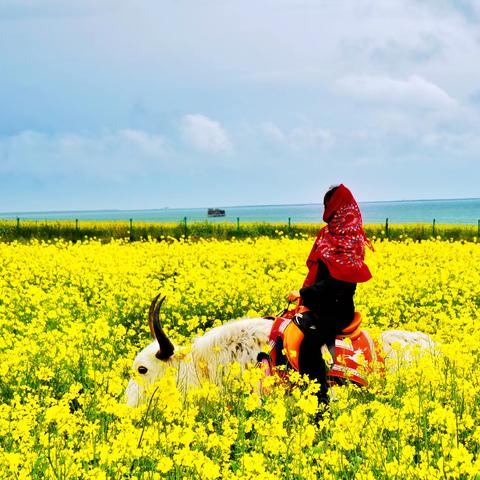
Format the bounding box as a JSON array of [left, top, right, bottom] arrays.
[[125, 294, 178, 407], [125, 294, 273, 407]]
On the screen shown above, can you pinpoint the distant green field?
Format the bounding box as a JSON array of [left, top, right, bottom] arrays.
[[0, 219, 478, 242]]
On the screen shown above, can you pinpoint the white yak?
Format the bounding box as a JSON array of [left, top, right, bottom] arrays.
[[125, 295, 436, 407]]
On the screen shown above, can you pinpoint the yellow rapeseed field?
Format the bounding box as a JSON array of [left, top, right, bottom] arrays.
[[0, 236, 479, 479]]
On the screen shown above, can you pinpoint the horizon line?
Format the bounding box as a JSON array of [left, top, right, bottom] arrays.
[[0, 196, 479, 216]]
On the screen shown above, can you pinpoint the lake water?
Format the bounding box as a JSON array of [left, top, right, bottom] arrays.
[[0, 198, 479, 225]]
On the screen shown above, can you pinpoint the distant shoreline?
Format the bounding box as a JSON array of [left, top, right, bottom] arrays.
[[1, 196, 479, 216]]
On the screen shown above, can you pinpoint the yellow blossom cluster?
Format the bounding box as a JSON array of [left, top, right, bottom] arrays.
[[0, 236, 479, 478]]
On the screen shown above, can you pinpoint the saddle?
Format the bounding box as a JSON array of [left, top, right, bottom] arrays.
[[260, 309, 383, 386]]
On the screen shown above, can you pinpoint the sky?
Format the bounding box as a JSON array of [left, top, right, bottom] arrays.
[[1, 0, 480, 212]]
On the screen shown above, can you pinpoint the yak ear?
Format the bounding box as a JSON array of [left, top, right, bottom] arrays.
[[148, 294, 175, 361]]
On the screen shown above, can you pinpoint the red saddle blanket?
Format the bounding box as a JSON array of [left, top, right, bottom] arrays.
[[264, 310, 384, 386]]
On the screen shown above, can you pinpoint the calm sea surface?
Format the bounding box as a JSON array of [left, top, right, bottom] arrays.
[[0, 198, 479, 225]]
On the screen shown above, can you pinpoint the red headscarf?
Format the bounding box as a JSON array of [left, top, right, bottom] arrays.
[[303, 184, 373, 286]]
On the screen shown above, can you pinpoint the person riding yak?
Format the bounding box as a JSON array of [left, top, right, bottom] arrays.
[[287, 184, 373, 405]]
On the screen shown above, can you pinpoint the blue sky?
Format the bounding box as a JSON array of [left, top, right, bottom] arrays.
[[1, 0, 479, 211]]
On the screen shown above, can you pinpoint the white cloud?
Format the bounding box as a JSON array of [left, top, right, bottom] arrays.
[[0, 129, 168, 178], [413, 0, 480, 20], [289, 126, 334, 150], [259, 122, 333, 151], [181, 114, 233, 154], [336, 75, 457, 109], [0, 0, 118, 19], [119, 129, 165, 156], [422, 131, 480, 156], [259, 121, 286, 143]]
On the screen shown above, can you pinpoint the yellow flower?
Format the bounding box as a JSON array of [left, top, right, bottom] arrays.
[[0, 236, 479, 478]]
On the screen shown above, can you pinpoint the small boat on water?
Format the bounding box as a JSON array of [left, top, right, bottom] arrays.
[[208, 208, 226, 217]]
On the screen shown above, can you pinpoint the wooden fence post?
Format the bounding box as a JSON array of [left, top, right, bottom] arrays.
[[432, 218, 436, 236], [385, 218, 389, 238], [237, 217, 240, 232]]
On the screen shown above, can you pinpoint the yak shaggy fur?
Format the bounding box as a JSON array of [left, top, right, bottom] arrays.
[[126, 317, 272, 407]]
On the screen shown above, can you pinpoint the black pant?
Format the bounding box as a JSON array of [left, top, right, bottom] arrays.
[[295, 311, 333, 403], [296, 309, 351, 404]]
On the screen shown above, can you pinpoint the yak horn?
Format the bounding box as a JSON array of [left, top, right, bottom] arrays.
[[148, 294, 175, 360]]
